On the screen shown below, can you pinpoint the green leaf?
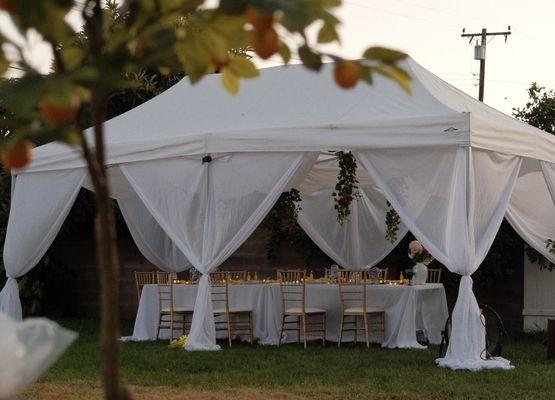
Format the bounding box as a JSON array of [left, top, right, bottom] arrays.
[[321, 0, 343, 7], [363, 47, 407, 64], [201, 28, 229, 62], [218, 0, 249, 14], [0, 43, 8, 75], [373, 66, 412, 95], [317, 20, 339, 44], [278, 42, 291, 64], [228, 57, 259, 79], [298, 45, 322, 71], [360, 65, 373, 85], [61, 47, 85, 71], [14, 0, 74, 44], [222, 67, 239, 94]]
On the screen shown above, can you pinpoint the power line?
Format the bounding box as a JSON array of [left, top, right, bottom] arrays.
[[344, 0, 459, 30], [392, 0, 497, 25]]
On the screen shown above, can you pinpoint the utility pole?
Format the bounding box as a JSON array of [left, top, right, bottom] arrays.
[[461, 27, 511, 102]]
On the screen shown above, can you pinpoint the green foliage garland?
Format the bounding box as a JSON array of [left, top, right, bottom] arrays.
[[385, 201, 401, 244], [264, 189, 302, 258], [263, 189, 324, 263], [332, 151, 360, 224]]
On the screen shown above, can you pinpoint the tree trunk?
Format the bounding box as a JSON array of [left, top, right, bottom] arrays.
[[94, 177, 126, 400], [87, 94, 131, 400]]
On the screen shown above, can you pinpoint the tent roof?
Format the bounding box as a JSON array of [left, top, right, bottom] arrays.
[[19, 57, 555, 174]]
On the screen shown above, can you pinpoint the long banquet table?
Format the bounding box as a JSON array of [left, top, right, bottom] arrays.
[[124, 282, 448, 349]]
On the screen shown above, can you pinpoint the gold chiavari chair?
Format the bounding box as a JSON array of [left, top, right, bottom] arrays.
[[156, 271, 172, 284], [278, 269, 326, 348], [134, 271, 156, 303], [338, 269, 385, 348], [378, 268, 389, 281], [156, 271, 193, 342], [210, 271, 254, 347], [227, 270, 248, 281], [427, 268, 442, 283]]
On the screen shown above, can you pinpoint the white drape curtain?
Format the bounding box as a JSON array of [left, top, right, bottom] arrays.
[[298, 161, 408, 268], [506, 167, 555, 262], [118, 195, 191, 272], [541, 161, 555, 203], [0, 169, 86, 320], [357, 147, 521, 370], [120, 152, 314, 350]]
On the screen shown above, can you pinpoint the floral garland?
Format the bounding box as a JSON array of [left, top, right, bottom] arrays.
[[385, 201, 401, 244], [332, 151, 360, 224]]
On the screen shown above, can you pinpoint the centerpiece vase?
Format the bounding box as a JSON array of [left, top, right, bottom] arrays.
[[412, 263, 428, 285]]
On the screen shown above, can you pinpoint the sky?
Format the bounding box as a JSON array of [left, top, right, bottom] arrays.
[[1, 0, 554, 115]]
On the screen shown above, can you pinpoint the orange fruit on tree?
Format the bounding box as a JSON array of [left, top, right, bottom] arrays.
[[38, 96, 80, 126], [252, 27, 279, 60], [245, 7, 273, 32], [0, 0, 14, 13], [333, 60, 361, 89], [1, 139, 32, 170], [211, 56, 230, 69]]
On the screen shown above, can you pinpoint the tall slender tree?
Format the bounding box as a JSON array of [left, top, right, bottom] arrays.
[[0, 1, 411, 398]]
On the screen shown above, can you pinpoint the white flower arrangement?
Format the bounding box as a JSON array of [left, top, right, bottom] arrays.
[[408, 240, 434, 265]]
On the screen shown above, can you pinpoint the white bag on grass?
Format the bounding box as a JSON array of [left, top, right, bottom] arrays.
[[0, 313, 77, 398]]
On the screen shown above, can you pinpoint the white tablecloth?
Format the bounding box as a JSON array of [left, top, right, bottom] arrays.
[[122, 283, 448, 349]]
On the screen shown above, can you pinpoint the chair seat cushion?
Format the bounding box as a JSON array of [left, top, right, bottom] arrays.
[[285, 307, 326, 315], [213, 308, 252, 315], [161, 307, 193, 313], [344, 306, 384, 315]]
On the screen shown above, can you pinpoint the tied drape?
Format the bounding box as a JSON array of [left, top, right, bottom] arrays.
[[356, 147, 521, 370], [120, 152, 316, 350], [0, 169, 86, 320]]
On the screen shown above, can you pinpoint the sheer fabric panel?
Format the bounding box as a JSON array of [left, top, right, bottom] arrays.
[[120, 152, 314, 350], [118, 194, 191, 272], [506, 168, 555, 262], [0, 169, 86, 320], [357, 148, 521, 370], [298, 160, 408, 268]]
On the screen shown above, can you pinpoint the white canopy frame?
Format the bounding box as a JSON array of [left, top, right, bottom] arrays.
[[1, 57, 554, 371]]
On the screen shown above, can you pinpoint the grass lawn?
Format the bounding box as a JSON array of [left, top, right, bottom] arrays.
[[19, 319, 555, 400]]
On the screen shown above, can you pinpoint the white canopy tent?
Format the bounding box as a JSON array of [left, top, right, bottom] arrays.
[[1, 57, 554, 370]]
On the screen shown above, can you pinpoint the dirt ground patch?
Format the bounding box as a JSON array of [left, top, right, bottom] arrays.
[[19, 381, 320, 400]]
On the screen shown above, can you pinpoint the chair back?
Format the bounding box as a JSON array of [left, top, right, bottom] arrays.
[[227, 270, 248, 281], [156, 271, 172, 284], [209, 271, 230, 313], [378, 268, 388, 281], [157, 282, 174, 313], [338, 269, 368, 313], [277, 269, 306, 314], [427, 268, 442, 283], [134, 271, 155, 302]]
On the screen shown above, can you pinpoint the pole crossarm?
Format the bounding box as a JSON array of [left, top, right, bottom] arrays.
[[460, 27, 512, 102]]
